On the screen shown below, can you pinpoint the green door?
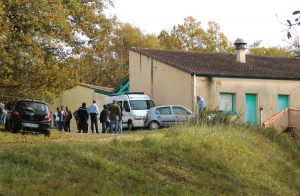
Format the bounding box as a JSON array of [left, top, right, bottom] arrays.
[[278, 95, 289, 112], [245, 94, 257, 125]]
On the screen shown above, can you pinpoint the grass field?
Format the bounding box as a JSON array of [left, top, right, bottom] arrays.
[[0, 125, 299, 195]]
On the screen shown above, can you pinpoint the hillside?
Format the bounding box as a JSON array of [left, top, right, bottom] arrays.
[[0, 125, 299, 195]]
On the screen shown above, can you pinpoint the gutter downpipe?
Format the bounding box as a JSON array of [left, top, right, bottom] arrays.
[[192, 73, 197, 112]]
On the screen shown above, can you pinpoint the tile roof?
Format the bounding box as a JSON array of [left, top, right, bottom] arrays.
[[80, 83, 114, 92], [130, 48, 300, 80]]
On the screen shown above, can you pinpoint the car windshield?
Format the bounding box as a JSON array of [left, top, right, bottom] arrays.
[[129, 100, 155, 110], [17, 101, 48, 113]]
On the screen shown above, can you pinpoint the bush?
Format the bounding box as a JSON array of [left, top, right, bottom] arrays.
[[189, 107, 240, 127]]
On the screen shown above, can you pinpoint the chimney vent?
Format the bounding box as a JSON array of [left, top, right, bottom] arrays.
[[234, 38, 247, 63]]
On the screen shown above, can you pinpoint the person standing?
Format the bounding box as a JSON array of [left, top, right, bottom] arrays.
[[77, 103, 89, 133], [99, 105, 108, 133], [197, 96, 206, 112], [54, 107, 60, 131], [73, 109, 79, 132], [197, 96, 207, 121], [108, 100, 121, 133], [0, 104, 7, 128], [65, 106, 72, 132], [58, 106, 65, 131], [118, 102, 123, 134], [88, 100, 100, 133]]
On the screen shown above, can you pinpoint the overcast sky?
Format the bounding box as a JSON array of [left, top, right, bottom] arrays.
[[107, 0, 299, 47]]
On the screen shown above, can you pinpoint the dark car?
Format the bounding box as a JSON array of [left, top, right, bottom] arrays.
[[5, 99, 52, 136]]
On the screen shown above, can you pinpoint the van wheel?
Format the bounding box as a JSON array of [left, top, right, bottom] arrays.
[[149, 121, 159, 130], [128, 122, 134, 131]]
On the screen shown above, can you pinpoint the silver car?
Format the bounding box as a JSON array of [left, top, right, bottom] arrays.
[[144, 105, 195, 130]]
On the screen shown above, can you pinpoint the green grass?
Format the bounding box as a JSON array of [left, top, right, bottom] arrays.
[[0, 125, 299, 195]]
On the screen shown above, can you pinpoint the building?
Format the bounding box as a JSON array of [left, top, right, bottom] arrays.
[[49, 83, 113, 130], [129, 40, 300, 125]]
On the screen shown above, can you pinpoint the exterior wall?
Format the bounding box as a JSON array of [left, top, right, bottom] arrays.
[[129, 51, 194, 110], [49, 85, 106, 131], [263, 108, 300, 138], [289, 109, 300, 129], [196, 77, 300, 124]]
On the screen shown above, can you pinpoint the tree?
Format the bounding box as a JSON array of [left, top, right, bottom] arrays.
[[286, 10, 300, 38], [81, 22, 162, 88], [249, 41, 294, 57], [0, 0, 113, 102], [158, 16, 232, 52]]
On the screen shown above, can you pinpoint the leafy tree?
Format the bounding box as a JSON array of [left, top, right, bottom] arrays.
[[82, 22, 162, 88], [286, 35, 300, 56], [0, 0, 113, 102], [158, 30, 183, 50], [203, 21, 231, 53], [158, 16, 232, 52], [249, 41, 293, 57]]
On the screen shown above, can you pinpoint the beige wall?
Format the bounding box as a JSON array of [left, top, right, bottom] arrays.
[[289, 109, 300, 129], [129, 51, 194, 110], [196, 77, 300, 124], [49, 85, 106, 131]]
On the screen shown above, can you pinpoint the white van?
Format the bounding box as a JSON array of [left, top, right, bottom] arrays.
[[105, 93, 155, 130]]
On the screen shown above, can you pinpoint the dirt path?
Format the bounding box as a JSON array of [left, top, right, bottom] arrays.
[[0, 130, 164, 144]]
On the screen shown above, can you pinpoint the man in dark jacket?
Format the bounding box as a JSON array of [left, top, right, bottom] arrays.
[[108, 100, 121, 133], [99, 105, 108, 133], [77, 102, 89, 133]]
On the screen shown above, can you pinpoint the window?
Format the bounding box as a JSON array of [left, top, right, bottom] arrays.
[[278, 95, 289, 112], [17, 101, 48, 113], [129, 100, 155, 110], [156, 107, 171, 115], [172, 106, 190, 115], [123, 101, 130, 112], [219, 93, 236, 113]]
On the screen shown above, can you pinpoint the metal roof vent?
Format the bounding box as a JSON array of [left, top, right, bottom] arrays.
[[234, 38, 247, 63], [234, 38, 247, 49]]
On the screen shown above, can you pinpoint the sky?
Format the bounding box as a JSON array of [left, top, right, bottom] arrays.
[[106, 0, 299, 47]]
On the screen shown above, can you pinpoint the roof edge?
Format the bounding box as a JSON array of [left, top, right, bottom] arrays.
[[193, 73, 300, 81], [130, 48, 193, 74], [80, 83, 114, 92]]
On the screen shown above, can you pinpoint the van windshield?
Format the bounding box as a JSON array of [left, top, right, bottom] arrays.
[[129, 100, 155, 110]]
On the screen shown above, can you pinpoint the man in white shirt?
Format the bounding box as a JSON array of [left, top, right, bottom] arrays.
[[88, 100, 100, 133]]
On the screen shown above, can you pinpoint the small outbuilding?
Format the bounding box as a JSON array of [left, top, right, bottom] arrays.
[[49, 83, 113, 130]]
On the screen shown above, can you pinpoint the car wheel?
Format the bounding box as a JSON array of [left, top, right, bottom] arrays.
[[128, 121, 134, 131], [4, 121, 8, 131], [149, 121, 159, 130], [44, 131, 50, 137], [11, 121, 19, 133]]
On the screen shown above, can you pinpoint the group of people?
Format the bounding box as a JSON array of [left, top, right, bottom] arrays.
[[54, 100, 122, 134], [53, 106, 73, 132]]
